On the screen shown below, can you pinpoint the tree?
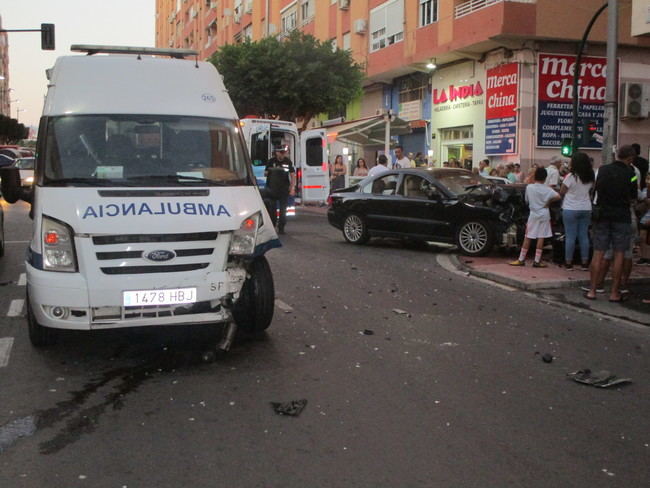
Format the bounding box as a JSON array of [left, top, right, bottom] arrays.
[[0, 115, 28, 143], [210, 31, 364, 129]]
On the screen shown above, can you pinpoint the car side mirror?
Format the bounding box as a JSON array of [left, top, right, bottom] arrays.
[[0, 167, 33, 204]]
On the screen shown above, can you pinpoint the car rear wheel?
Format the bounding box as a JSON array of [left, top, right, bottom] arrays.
[[27, 293, 58, 347], [342, 214, 369, 245], [455, 221, 495, 257], [232, 256, 275, 335]]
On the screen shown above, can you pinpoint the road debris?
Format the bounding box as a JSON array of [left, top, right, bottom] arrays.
[[392, 308, 411, 318], [270, 399, 308, 417], [542, 353, 554, 363], [567, 369, 632, 388], [362, 329, 374, 335]]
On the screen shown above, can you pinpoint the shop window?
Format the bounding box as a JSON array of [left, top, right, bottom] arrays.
[[419, 0, 438, 27], [440, 127, 473, 141], [369, 0, 404, 53]]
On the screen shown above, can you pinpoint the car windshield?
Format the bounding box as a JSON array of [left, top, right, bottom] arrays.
[[44, 115, 252, 187], [435, 171, 491, 195], [15, 158, 34, 169]]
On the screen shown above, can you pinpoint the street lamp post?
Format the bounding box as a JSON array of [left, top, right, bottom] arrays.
[[602, 0, 618, 165], [16, 108, 26, 123]]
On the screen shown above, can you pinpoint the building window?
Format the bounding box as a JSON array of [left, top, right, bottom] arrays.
[[281, 7, 298, 34], [243, 23, 252, 40], [398, 75, 427, 103], [301, 0, 314, 22], [330, 37, 338, 51], [369, 0, 404, 53], [419, 0, 438, 27], [342, 32, 351, 51]]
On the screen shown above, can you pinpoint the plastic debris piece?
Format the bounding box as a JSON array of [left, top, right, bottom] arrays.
[[542, 353, 554, 363], [362, 329, 374, 335], [270, 399, 308, 417], [392, 308, 410, 317], [567, 369, 632, 388]]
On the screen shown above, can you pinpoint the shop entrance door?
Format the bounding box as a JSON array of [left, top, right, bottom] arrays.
[[440, 126, 474, 170]]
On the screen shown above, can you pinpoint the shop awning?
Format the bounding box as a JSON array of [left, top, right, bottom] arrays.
[[326, 115, 412, 146]]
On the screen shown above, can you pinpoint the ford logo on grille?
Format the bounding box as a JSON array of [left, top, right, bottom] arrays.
[[144, 250, 176, 262]]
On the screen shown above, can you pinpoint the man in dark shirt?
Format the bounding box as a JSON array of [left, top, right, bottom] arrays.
[[262, 145, 296, 235], [632, 143, 649, 191], [586, 145, 638, 301]]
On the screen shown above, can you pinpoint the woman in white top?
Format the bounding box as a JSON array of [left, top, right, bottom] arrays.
[[560, 152, 594, 270]]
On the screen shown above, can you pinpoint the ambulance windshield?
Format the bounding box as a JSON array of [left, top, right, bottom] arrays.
[[43, 115, 252, 187]]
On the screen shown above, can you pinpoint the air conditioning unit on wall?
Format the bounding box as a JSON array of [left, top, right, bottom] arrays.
[[339, 0, 350, 10], [354, 19, 367, 34], [620, 82, 649, 119]]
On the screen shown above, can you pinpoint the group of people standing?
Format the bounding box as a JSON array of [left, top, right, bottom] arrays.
[[510, 144, 650, 304]]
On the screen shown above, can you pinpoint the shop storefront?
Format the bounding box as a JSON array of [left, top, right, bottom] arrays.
[[430, 61, 485, 168]]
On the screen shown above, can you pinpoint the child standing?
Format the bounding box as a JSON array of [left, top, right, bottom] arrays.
[[510, 167, 561, 268]]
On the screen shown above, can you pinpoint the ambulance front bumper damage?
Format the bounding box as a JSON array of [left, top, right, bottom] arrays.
[[27, 264, 247, 330]]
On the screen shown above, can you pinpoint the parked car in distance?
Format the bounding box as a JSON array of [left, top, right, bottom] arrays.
[[327, 168, 527, 256], [12, 157, 35, 187], [0, 153, 16, 168]]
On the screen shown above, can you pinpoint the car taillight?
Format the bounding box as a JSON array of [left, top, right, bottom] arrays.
[[327, 195, 333, 207]]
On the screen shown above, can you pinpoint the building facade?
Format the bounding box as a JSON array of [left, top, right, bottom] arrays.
[[0, 15, 10, 118], [156, 0, 650, 169]]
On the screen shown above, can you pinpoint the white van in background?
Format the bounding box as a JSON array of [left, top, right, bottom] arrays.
[[240, 118, 329, 204], [0, 45, 279, 349]]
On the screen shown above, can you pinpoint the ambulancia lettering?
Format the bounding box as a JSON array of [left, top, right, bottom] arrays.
[[82, 202, 232, 219]]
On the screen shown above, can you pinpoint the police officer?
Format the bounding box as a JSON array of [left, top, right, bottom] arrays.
[[263, 144, 296, 234]]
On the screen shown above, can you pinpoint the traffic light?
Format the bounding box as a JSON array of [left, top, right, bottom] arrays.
[[41, 23, 55, 50], [561, 138, 573, 157], [581, 119, 598, 146]]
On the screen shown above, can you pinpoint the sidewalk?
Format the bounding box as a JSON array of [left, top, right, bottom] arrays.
[[453, 254, 650, 326]]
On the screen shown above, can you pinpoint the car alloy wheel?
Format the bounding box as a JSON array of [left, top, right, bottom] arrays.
[[343, 214, 369, 244], [457, 221, 493, 256]]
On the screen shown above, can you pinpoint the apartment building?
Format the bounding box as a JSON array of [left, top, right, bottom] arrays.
[[0, 15, 10, 118], [156, 0, 650, 168]]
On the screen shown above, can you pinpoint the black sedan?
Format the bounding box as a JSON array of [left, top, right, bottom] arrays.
[[327, 168, 527, 256]]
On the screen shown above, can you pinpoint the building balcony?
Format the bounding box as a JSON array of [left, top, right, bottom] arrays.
[[454, 0, 537, 19]]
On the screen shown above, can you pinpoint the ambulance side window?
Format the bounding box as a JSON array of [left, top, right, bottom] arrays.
[[250, 131, 269, 167]]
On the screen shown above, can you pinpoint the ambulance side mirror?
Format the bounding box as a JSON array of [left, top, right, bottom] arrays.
[[0, 167, 33, 204]]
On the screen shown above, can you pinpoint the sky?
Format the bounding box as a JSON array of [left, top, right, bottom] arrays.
[[1, 0, 155, 129]]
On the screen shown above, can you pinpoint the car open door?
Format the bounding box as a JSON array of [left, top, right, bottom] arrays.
[[299, 129, 329, 203]]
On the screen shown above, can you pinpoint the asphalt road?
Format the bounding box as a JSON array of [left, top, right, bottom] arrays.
[[0, 201, 648, 488]]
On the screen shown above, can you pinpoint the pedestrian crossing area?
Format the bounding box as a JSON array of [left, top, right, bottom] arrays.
[[1, 272, 26, 368]]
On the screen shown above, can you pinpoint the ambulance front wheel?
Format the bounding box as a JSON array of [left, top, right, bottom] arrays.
[[233, 256, 275, 335], [26, 293, 58, 347]]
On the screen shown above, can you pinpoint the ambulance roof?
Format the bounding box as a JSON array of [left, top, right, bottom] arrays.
[[43, 53, 238, 120]]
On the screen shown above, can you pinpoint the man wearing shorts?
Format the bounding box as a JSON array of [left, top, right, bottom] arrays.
[[585, 146, 638, 302]]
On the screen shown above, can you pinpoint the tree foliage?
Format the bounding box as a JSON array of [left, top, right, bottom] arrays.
[[210, 31, 364, 129], [0, 115, 28, 143]]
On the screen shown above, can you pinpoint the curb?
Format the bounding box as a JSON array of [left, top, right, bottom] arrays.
[[449, 254, 650, 291]]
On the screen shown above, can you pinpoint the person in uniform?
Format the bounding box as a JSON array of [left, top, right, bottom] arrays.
[[262, 145, 296, 235]]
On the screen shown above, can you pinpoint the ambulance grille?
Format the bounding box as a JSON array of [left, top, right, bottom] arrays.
[[92, 232, 218, 245], [91, 300, 217, 322], [101, 263, 209, 275]]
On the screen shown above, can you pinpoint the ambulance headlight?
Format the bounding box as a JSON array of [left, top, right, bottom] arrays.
[[229, 212, 260, 256], [42, 216, 77, 272]]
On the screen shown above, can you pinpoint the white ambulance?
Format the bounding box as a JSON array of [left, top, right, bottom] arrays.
[[0, 45, 279, 349], [240, 118, 329, 204]]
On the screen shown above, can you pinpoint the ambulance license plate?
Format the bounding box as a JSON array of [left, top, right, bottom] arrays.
[[123, 287, 197, 307]]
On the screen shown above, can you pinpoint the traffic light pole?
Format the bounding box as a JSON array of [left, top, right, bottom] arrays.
[[571, 3, 608, 154], [602, 0, 618, 165]]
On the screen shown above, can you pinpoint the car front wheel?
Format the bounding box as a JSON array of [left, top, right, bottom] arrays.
[[342, 214, 369, 245], [455, 221, 495, 257]]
